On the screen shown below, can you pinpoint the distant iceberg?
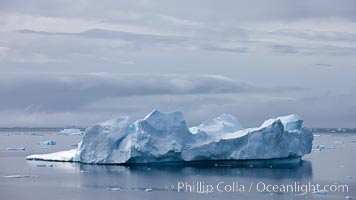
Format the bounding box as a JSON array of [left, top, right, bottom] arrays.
[[27, 110, 313, 165], [58, 128, 83, 135]]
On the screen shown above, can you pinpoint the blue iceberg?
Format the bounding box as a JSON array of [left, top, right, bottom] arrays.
[[26, 110, 313, 165]]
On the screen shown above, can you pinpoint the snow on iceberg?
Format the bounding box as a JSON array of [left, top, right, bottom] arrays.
[[26, 110, 313, 164], [26, 149, 77, 162], [260, 114, 303, 131], [190, 113, 243, 139]]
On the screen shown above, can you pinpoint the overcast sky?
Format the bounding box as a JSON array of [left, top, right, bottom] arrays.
[[0, 0, 355, 128]]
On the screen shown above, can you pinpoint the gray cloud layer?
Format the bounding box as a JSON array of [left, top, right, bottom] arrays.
[[0, 0, 355, 127], [2, 73, 300, 112], [0, 74, 249, 110]]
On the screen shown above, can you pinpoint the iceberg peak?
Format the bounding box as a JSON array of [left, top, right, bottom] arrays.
[[260, 114, 303, 131], [142, 109, 187, 132], [144, 109, 161, 119], [278, 114, 303, 131], [190, 113, 243, 136]]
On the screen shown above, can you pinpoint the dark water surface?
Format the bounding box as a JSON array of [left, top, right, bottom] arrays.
[[0, 130, 355, 200]]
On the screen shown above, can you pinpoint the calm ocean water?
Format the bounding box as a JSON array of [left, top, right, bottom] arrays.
[[0, 129, 355, 200]]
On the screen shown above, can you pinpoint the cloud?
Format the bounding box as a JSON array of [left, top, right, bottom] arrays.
[[315, 63, 333, 68], [269, 44, 298, 54], [268, 44, 356, 55], [240, 18, 356, 55], [2, 0, 356, 22], [203, 46, 248, 53], [0, 73, 252, 111], [16, 28, 187, 44], [0, 73, 306, 112], [0, 73, 307, 127], [157, 15, 202, 27], [14, 17, 356, 56], [0, 46, 64, 64], [1, 1, 356, 127], [0, 12, 181, 36]]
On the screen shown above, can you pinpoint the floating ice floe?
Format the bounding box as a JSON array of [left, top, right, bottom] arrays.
[[39, 140, 56, 145], [312, 145, 326, 151], [29, 133, 41, 136], [58, 128, 82, 135], [26, 110, 313, 165], [107, 187, 122, 191], [313, 190, 328, 195], [3, 175, 39, 178], [312, 144, 337, 151], [313, 134, 321, 137], [36, 164, 53, 167], [7, 147, 25, 151]]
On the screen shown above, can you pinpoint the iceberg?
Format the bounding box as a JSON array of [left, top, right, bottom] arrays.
[[58, 128, 83, 135], [26, 110, 313, 165]]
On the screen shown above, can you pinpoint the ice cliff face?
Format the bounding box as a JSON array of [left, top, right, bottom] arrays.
[[26, 110, 313, 164]]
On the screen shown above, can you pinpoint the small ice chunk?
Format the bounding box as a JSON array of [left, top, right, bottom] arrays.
[[145, 188, 153, 192], [107, 187, 121, 191], [345, 196, 352, 200], [312, 145, 326, 151], [3, 175, 39, 178], [6, 147, 25, 151], [39, 140, 56, 145], [36, 164, 53, 167], [29, 133, 40, 136], [313, 190, 328, 195], [295, 192, 307, 196], [313, 134, 321, 137]]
